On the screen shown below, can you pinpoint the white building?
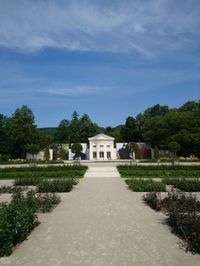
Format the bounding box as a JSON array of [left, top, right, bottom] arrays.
[[88, 133, 117, 160]]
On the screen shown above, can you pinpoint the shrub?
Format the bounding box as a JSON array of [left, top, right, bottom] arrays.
[[143, 190, 200, 254], [162, 178, 200, 192], [0, 186, 27, 194], [143, 192, 162, 210], [36, 193, 61, 213], [37, 179, 76, 193], [0, 191, 38, 256], [125, 179, 166, 192], [14, 177, 43, 186], [0, 190, 62, 257]]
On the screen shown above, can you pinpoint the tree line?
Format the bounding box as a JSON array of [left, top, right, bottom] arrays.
[[0, 100, 199, 160]]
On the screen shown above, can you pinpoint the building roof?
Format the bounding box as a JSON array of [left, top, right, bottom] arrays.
[[88, 133, 115, 141]]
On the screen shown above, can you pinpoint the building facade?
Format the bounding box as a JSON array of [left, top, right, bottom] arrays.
[[88, 133, 117, 160]]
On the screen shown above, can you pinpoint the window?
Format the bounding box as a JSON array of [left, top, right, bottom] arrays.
[[100, 145, 104, 148], [107, 152, 111, 159], [93, 152, 97, 159], [107, 145, 110, 148], [93, 145, 96, 148], [99, 151, 104, 158]]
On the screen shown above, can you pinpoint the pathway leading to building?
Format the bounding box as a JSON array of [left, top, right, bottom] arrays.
[[0, 164, 199, 266]]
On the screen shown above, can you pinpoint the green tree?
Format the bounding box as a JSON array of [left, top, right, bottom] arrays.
[[25, 143, 40, 164], [128, 142, 142, 159], [44, 146, 50, 161], [154, 146, 160, 161], [55, 119, 70, 143], [0, 114, 10, 157], [71, 143, 83, 154], [8, 106, 38, 158], [120, 117, 141, 142]]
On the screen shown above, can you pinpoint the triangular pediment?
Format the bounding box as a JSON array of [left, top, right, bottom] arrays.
[[88, 133, 114, 141]]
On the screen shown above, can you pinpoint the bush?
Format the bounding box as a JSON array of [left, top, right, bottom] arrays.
[[162, 178, 200, 192], [125, 179, 166, 192], [143, 192, 162, 210], [143, 190, 200, 254], [36, 193, 61, 212], [0, 191, 38, 256], [14, 177, 43, 186], [0, 186, 27, 194], [0, 190, 62, 257], [37, 179, 77, 193]]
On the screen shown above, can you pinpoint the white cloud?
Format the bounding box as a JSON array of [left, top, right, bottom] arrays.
[[46, 85, 104, 96], [0, 0, 199, 57]]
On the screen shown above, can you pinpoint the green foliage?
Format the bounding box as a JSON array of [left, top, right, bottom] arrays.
[[117, 165, 200, 179], [0, 191, 38, 256], [0, 186, 26, 194], [36, 193, 61, 213], [0, 191, 62, 256], [167, 141, 181, 154], [143, 191, 200, 254], [44, 146, 50, 161], [37, 179, 77, 193], [71, 143, 83, 154], [125, 179, 166, 192], [14, 177, 42, 186], [120, 116, 142, 142], [55, 111, 100, 143], [162, 178, 200, 192], [128, 142, 142, 159], [8, 106, 39, 158], [154, 146, 160, 160]]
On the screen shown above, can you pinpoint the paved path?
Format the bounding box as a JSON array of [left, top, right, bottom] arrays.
[[0, 166, 199, 266]]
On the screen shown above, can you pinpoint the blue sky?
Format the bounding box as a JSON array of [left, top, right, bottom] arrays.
[[0, 0, 199, 128]]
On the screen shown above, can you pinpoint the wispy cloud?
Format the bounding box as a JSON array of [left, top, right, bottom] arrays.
[[45, 85, 104, 96], [0, 0, 199, 57]]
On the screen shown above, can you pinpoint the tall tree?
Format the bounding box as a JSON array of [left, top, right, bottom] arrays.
[[120, 116, 141, 142], [0, 114, 10, 157], [8, 105, 38, 158]]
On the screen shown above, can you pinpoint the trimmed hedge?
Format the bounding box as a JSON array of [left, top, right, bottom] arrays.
[[0, 191, 61, 257], [162, 178, 200, 192], [125, 179, 166, 192], [0, 191, 38, 256], [37, 179, 77, 193]]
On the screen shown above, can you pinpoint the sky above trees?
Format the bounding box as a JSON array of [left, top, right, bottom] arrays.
[[0, 0, 199, 127]]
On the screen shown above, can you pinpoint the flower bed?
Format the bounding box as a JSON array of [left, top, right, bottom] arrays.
[[143, 191, 200, 254]]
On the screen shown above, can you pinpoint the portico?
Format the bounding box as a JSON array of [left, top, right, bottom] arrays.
[[88, 133, 117, 160]]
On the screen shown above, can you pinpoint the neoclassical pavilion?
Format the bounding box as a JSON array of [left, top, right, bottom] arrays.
[[88, 133, 117, 160]]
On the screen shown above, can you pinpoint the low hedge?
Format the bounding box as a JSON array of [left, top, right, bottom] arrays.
[[125, 179, 166, 192], [0, 191, 38, 256], [162, 178, 200, 192], [0, 170, 86, 179], [0, 165, 87, 172], [0, 191, 61, 257], [37, 179, 77, 193]]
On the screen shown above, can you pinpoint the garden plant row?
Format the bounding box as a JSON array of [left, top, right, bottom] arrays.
[[0, 191, 61, 257], [125, 178, 200, 192], [0, 165, 88, 179], [143, 190, 200, 254]]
